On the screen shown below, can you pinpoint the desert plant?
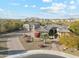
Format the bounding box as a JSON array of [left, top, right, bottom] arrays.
[[59, 33, 79, 49], [0, 20, 23, 33], [48, 28, 57, 38], [69, 21, 79, 35], [40, 32, 48, 44]]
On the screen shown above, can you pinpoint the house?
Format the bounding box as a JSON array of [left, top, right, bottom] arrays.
[[40, 24, 70, 39], [57, 25, 70, 39], [23, 23, 40, 32], [23, 24, 31, 31], [32, 23, 40, 30]]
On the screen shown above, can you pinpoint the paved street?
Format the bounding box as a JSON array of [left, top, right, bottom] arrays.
[[7, 37, 26, 55], [0, 30, 26, 56]]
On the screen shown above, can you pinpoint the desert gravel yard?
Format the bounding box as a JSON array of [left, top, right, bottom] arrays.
[[19, 33, 79, 57], [20, 36, 53, 50]]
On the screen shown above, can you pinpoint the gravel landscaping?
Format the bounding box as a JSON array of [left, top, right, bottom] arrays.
[[19, 36, 53, 50], [19, 33, 79, 57]]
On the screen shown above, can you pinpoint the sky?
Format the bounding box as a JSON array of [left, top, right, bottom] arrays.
[[0, 0, 79, 19]]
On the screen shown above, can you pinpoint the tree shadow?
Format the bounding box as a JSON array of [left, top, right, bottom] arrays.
[[0, 41, 7, 42], [0, 50, 26, 55], [0, 34, 22, 38], [0, 47, 8, 50]]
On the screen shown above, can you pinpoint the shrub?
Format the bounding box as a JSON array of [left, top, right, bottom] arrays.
[[69, 21, 79, 35], [40, 32, 48, 43], [59, 33, 79, 49], [0, 20, 23, 33]]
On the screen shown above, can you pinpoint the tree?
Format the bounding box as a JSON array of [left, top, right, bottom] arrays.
[[0, 20, 23, 33], [63, 20, 79, 49], [48, 27, 57, 38]]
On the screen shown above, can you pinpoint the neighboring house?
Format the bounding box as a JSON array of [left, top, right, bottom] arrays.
[[23, 23, 40, 32], [56, 26, 70, 40], [23, 23, 70, 39], [23, 24, 31, 31], [42, 24, 70, 39], [32, 23, 40, 30], [57, 26, 70, 36]]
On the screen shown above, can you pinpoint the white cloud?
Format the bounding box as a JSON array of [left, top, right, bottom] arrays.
[[24, 5, 28, 7], [42, 0, 52, 3], [0, 8, 4, 11], [40, 3, 66, 13], [69, 13, 79, 15], [24, 4, 37, 8], [70, 0, 75, 4], [69, 5, 76, 9], [31, 5, 36, 8], [40, 7, 48, 10], [68, 0, 77, 10]]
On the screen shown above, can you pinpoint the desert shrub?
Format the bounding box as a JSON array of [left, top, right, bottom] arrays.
[[40, 32, 48, 43], [69, 21, 79, 35], [0, 20, 23, 33], [59, 33, 79, 49]]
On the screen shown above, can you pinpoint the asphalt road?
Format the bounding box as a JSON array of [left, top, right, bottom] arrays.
[[0, 30, 26, 38], [0, 30, 26, 56]]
